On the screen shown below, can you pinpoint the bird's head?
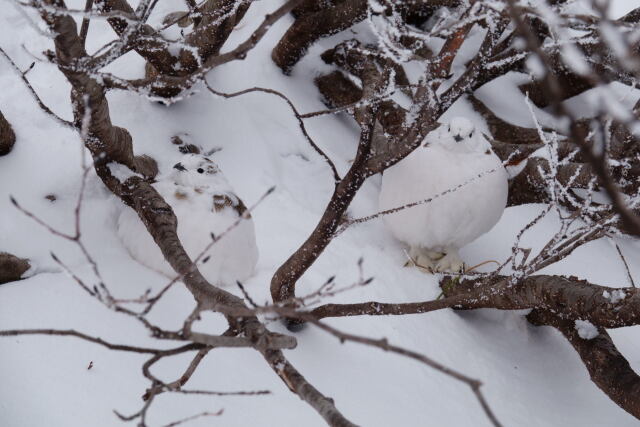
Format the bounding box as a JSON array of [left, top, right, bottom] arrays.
[[447, 117, 475, 143], [425, 117, 490, 153], [170, 154, 221, 187]]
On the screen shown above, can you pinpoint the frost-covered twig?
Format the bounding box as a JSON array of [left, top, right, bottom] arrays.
[[506, 0, 640, 236]]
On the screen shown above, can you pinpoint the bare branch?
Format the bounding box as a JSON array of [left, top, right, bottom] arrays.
[[205, 82, 341, 183], [161, 411, 224, 427], [529, 310, 640, 419], [305, 318, 502, 427], [614, 241, 636, 288], [0, 328, 168, 354], [0, 46, 73, 128], [79, 0, 94, 45]]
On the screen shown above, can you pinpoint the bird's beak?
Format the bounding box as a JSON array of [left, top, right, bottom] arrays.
[[173, 162, 186, 171], [453, 135, 463, 143]]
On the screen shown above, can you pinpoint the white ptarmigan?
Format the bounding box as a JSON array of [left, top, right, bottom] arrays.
[[378, 117, 508, 272], [116, 154, 258, 286]]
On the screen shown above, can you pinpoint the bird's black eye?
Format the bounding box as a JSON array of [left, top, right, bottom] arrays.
[[197, 168, 204, 174]]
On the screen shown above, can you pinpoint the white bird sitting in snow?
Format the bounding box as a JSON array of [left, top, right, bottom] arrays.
[[117, 154, 258, 286], [378, 117, 508, 272]]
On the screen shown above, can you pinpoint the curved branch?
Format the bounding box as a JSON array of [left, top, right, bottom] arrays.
[[261, 349, 358, 427], [205, 82, 340, 183], [272, 0, 367, 73], [271, 10, 513, 306], [310, 275, 640, 329], [529, 310, 640, 420], [0, 47, 74, 128], [270, 108, 377, 306], [305, 318, 502, 427]]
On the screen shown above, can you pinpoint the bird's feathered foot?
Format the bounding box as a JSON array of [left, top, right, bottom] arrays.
[[405, 246, 465, 273], [433, 248, 465, 273], [404, 246, 433, 270]]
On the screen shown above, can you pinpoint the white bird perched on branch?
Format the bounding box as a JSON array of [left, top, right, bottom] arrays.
[[117, 154, 258, 286], [378, 117, 508, 272]]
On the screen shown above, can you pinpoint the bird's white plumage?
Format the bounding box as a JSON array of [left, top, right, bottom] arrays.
[[117, 154, 258, 286], [378, 117, 508, 271]]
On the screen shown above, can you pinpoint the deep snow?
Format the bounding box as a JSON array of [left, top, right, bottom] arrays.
[[1, 1, 640, 426]]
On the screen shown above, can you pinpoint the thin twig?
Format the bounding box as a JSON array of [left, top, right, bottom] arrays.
[[306, 315, 502, 427], [0, 329, 163, 353], [0, 46, 73, 127], [161, 410, 224, 427], [205, 82, 341, 183], [79, 0, 94, 46], [336, 167, 500, 236], [614, 240, 636, 288]]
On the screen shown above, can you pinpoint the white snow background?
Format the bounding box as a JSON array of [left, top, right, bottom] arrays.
[[1, 0, 640, 426]]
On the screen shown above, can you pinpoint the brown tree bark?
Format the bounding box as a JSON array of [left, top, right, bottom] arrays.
[[518, 12, 640, 107], [272, 0, 463, 72], [95, 0, 180, 75], [306, 273, 640, 420], [270, 139, 370, 304], [272, 0, 367, 73], [315, 71, 362, 108], [311, 275, 640, 329], [183, 0, 251, 71], [97, 0, 251, 97], [0, 111, 16, 156], [529, 310, 640, 419], [0, 253, 30, 284]]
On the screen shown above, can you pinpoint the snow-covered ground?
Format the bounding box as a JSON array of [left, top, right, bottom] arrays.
[[1, 1, 640, 426]]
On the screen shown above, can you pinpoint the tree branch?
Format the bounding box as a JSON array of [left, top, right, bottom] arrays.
[[0, 328, 170, 354], [529, 310, 640, 419]]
